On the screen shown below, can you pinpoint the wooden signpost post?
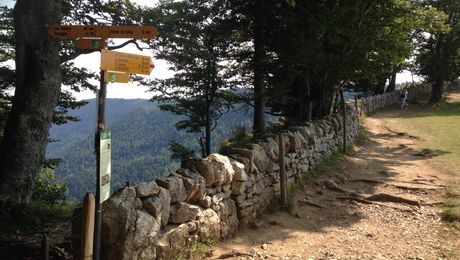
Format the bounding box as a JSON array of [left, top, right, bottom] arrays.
[[48, 24, 157, 260]]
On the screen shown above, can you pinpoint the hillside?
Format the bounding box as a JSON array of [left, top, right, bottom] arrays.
[[46, 99, 253, 199]]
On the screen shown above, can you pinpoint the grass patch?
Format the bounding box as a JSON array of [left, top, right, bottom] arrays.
[[443, 184, 460, 222], [384, 96, 460, 174], [383, 93, 460, 225], [174, 241, 213, 260]]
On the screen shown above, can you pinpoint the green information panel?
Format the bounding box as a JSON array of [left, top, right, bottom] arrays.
[[99, 130, 111, 203]]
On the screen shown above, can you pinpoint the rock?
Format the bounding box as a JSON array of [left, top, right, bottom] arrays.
[[155, 224, 193, 260], [231, 160, 247, 181], [196, 209, 221, 241], [231, 181, 246, 195], [143, 196, 161, 219], [102, 187, 160, 260], [182, 159, 215, 187], [156, 175, 187, 203], [222, 184, 231, 192], [218, 199, 238, 238], [136, 181, 160, 198], [250, 144, 269, 172], [199, 196, 212, 208], [158, 188, 171, 227], [176, 169, 206, 203], [207, 154, 235, 185], [169, 202, 201, 224], [229, 148, 254, 173]]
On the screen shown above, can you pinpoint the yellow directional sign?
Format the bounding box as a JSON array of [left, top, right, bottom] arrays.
[[48, 25, 159, 39], [76, 38, 106, 50], [101, 49, 154, 75], [104, 71, 131, 83]]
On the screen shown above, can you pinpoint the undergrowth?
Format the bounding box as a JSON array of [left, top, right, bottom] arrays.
[[174, 241, 213, 260]]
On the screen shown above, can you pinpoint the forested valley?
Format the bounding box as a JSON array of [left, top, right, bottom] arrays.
[[46, 98, 253, 199]]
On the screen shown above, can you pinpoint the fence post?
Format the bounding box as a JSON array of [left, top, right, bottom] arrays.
[[279, 134, 287, 207], [340, 89, 347, 153], [82, 193, 95, 260], [41, 234, 49, 260]]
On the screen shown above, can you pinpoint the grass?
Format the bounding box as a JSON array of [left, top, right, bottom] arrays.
[[174, 241, 212, 260], [443, 183, 460, 222], [382, 93, 460, 224]]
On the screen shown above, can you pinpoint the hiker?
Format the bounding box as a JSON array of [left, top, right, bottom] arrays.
[[400, 87, 408, 109]]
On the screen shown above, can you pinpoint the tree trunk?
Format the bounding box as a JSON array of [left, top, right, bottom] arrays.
[[252, 0, 266, 138], [205, 104, 211, 157], [430, 77, 443, 103], [0, 0, 62, 205], [387, 70, 397, 92]]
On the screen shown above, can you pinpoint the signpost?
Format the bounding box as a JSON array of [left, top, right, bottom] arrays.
[[48, 25, 159, 39], [101, 49, 154, 75], [48, 23, 157, 260], [76, 38, 106, 50], [99, 130, 112, 203], [104, 71, 131, 83]]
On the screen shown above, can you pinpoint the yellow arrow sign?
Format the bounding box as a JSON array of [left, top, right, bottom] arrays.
[[48, 25, 159, 39], [101, 49, 154, 75], [104, 71, 131, 83]]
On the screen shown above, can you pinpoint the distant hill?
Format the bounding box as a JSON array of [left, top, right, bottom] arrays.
[[46, 99, 253, 199]]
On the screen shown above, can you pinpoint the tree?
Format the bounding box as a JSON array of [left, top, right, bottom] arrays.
[[0, 0, 63, 205], [143, 0, 239, 157], [262, 0, 445, 120], [0, 0, 145, 206], [416, 0, 460, 103]]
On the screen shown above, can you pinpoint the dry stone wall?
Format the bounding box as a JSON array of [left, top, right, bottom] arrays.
[[100, 108, 361, 260]]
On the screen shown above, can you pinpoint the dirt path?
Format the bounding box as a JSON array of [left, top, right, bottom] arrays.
[[209, 109, 459, 259]]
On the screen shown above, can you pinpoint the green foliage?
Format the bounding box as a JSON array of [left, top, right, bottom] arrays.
[[169, 140, 196, 160], [416, 0, 460, 101], [219, 125, 253, 154], [142, 0, 241, 156], [174, 241, 212, 260], [32, 167, 68, 204]]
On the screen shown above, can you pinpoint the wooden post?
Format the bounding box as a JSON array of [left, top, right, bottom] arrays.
[[339, 89, 347, 154], [279, 133, 287, 206], [41, 234, 49, 260], [82, 193, 95, 260]]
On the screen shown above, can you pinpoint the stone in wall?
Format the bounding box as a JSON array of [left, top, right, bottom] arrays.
[[207, 153, 235, 186], [169, 202, 201, 224], [155, 223, 198, 260], [138, 186, 171, 228], [218, 199, 239, 238], [176, 168, 206, 203], [196, 208, 221, 241], [101, 187, 159, 260], [156, 175, 187, 203], [182, 159, 215, 187], [136, 181, 160, 198], [249, 144, 269, 172]]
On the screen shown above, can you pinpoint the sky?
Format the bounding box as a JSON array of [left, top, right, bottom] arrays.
[[1, 0, 421, 100]]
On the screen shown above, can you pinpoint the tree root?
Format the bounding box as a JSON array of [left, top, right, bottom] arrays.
[[298, 198, 323, 208], [350, 178, 445, 191], [216, 251, 254, 259], [336, 196, 414, 212], [365, 193, 421, 206]]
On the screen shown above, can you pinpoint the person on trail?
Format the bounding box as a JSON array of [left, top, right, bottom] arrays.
[[400, 87, 408, 109]]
